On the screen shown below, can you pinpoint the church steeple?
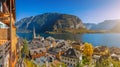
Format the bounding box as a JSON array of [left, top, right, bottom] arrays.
[[33, 27, 36, 38]]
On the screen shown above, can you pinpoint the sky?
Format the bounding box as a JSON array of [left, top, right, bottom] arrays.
[[16, 0, 120, 23]]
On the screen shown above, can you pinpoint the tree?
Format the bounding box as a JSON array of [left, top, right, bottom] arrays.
[[21, 39, 29, 57], [76, 62, 83, 67], [24, 58, 38, 67], [83, 42, 93, 56], [95, 58, 110, 67]]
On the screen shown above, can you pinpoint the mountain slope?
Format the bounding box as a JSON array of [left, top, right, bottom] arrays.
[[16, 13, 86, 33]]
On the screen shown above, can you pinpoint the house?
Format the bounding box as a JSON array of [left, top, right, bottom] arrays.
[[109, 47, 120, 55], [46, 36, 57, 48], [61, 48, 82, 67], [48, 40, 70, 59], [29, 37, 51, 59], [28, 28, 50, 59], [92, 46, 109, 64], [29, 39, 47, 59], [111, 54, 120, 61], [30, 47, 46, 59], [92, 54, 101, 64], [110, 47, 120, 61], [48, 47, 62, 59], [93, 46, 109, 56], [71, 41, 84, 52], [56, 41, 70, 51]]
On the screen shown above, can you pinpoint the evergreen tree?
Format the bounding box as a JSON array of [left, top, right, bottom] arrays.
[[22, 39, 29, 57]]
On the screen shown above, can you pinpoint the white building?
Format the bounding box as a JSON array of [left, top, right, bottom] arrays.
[[61, 48, 82, 67]]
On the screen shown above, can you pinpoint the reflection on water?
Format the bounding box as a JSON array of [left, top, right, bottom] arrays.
[[17, 33, 120, 47]]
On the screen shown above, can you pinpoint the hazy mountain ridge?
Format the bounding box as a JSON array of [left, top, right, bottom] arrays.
[[111, 22, 120, 32], [83, 23, 96, 30], [84, 20, 120, 31], [16, 13, 86, 33]]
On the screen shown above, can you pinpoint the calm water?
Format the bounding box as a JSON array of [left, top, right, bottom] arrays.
[[17, 33, 120, 47]]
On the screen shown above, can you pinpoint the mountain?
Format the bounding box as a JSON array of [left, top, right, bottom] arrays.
[[84, 23, 96, 30], [15, 13, 86, 33], [86, 20, 120, 30], [111, 21, 120, 32]]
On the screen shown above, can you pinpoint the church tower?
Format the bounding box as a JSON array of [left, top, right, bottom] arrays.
[[33, 27, 36, 38]]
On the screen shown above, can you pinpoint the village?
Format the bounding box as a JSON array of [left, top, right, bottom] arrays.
[[18, 28, 120, 67], [0, 0, 120, 67]]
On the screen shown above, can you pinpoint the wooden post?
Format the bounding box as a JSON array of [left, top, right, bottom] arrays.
[[10, 0, 12, 67]]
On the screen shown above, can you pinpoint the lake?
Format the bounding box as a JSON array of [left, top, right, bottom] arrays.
[[17, 33, 120, 47]]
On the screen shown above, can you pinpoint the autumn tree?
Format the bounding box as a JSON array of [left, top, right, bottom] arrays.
[[83, 42, 93, 56]]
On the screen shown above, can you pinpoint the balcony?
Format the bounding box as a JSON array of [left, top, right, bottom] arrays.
[[0, 12, 11, 26]]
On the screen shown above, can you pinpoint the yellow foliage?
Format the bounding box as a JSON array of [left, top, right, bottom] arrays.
[[83, 42, 93, 56], [24, 59, 38, 67]]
